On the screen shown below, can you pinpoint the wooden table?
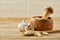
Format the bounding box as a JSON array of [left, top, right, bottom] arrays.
[[0, 18, 60, 40]]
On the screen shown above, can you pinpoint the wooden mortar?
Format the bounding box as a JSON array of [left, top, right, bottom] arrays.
[[30, 16, 53, 31], [30, 6, 54, 31]]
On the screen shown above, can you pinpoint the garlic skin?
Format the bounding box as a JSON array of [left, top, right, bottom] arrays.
[[24, 23, 34, 36], [25, 23, 34, 31], [18, 20, 27, 32], [23, 30, 34, 36]]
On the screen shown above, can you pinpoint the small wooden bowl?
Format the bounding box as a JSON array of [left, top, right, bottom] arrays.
[[30, 16, 53, 31]]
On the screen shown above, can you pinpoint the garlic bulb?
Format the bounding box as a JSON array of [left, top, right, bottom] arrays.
[[18, 19, 27, 32]]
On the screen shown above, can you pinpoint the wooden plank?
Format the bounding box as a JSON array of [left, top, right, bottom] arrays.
[[0, 18, 59, 40]]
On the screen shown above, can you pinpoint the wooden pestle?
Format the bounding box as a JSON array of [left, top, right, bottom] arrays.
[[34, 6, 53, 20], [43, 6, 53, 19]]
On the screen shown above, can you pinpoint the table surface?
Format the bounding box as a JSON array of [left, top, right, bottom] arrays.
[[0, 18, 60, 40]]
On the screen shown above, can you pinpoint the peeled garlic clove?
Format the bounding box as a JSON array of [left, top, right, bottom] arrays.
[[35, 32, 41, 37], [23, 30, 34, 36], [42, 32, 48, 35]]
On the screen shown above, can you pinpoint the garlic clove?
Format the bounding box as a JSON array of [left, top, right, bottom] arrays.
[[42, 32, 48, 35], [34, 32, 41, 37]]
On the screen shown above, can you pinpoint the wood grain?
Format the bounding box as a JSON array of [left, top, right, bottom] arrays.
[[0, 18, 60, 40]]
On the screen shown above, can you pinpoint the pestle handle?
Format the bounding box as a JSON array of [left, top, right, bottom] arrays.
[[43, 12, 51, 19], [43, 6, 53, 19]]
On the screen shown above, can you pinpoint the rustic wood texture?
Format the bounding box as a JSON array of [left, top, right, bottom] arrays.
[[30, 16, 53, 31], [0, 18, 60, 40]]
